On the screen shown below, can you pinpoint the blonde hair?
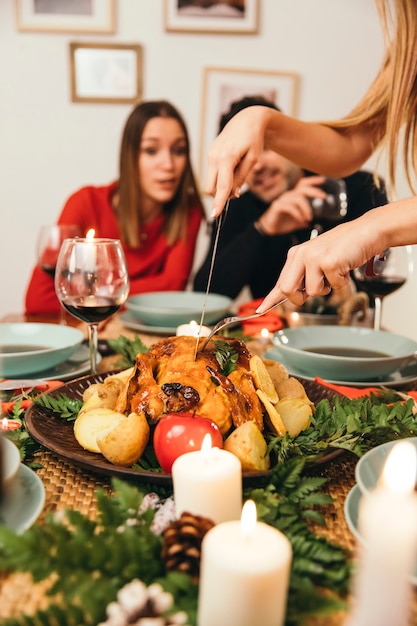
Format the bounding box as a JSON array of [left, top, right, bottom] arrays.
[[326, 0, 417, 194]]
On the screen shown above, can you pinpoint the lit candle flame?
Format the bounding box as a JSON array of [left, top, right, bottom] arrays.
[[260, 327, 270, 340], [86, 228, 95, 239], [241, 499, 257, 539], [201, 433, 212, 462], [381, 440, 417, 495]]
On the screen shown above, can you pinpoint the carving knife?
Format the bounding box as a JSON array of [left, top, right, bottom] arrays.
[[193, 200, 229, 360]]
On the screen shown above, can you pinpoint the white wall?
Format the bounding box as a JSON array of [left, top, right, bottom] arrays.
[[1, 0, 416, 339]]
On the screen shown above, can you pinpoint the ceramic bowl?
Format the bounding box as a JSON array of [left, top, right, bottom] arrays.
[[272, 325, 417, 381], [1, 436, 21, 486], [285, 311, 339, 327], [125, 291, 232, 327], [355, 438, 417, 496], [0, 323, 84, 377]]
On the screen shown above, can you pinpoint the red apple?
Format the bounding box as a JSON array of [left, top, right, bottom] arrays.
[[153, 412, 223, 473]]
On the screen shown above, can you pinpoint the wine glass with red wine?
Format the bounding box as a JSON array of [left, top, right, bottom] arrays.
[[353, 246, 412, 330], [55, 237, 130, 374], [37, 224, 81, 277]]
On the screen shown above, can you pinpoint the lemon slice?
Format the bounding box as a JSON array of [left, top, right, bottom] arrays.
[[256, 389, 286, 436], [250, 354, 279, 404]]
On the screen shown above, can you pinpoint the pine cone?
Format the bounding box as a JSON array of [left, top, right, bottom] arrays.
[[98, 579, 190, 626], [161, 511, 215, 580]]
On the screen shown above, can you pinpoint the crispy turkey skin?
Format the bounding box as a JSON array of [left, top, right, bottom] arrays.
[[114, 335, 264, 435]]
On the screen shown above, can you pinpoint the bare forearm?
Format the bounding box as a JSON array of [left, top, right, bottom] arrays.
[[262, 109, 375, 176], [206, 106, 377, 215], [365, 196, 417, 249], [258, 195, 417, 311]]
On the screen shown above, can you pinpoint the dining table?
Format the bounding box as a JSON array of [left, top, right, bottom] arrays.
[[1, 309, 417, 626]]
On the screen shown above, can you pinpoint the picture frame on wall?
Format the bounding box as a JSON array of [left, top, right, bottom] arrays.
[[164, 0, 259, 34], [69, 43, 142, 105], [15, 0, 116, 34], [199, 66, 300, 184]]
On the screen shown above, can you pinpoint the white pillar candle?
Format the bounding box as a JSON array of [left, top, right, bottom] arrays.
[[259, 327, 272, 344], [172, 434, 242, 524], [347, 440, 417, 626], [80, 229, 97, 272], [176, 320, 211, 337], [198, 500, 292, 626]]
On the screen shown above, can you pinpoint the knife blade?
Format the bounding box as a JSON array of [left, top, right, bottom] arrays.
[[193, 199, 229, 360]]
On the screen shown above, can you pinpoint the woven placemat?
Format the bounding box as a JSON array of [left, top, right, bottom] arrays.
[[35, 449, 112, 522]]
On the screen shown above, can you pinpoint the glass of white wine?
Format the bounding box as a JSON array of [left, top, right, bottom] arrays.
[[55, 236, 130, 374]]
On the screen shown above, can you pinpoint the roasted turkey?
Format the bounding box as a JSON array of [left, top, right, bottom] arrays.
[[114, 335, 264, 435]]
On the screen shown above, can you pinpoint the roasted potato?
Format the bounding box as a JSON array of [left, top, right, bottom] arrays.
[[274, 397, 312, 438], [80, 370, 133, 414], [97, 412, 150, 466], [275, 376, 314, 409], [262, 358, 289, 386], [224, 421, 270, 471], [74, 408, 126, 453]]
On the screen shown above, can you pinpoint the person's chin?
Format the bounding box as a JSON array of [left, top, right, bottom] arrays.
[[152, 188, 177, 203], [252, 188, 277, 204]]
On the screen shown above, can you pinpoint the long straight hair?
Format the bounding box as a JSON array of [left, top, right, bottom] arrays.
[[326, 0, 417, 194], [116, 100, 203, 247]]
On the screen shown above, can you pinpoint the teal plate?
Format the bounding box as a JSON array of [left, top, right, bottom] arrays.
[[4, 344, 102, 382], [0, 464, 45, 533], [119, 311, 177, 336]]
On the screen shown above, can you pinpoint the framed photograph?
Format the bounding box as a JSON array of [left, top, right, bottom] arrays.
[[69, 43, 142, 104], [15, 0, 115, 34], [199, 66, 300, 183], [164, 0, 259, 34]]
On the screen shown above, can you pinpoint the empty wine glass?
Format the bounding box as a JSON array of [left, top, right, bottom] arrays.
[[55, 236, 130, 374], [353, 246, 413, 330], [37, 224, 81, 278]]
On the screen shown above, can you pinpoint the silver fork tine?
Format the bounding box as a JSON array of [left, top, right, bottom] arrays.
[[199, 297, 288, 352]]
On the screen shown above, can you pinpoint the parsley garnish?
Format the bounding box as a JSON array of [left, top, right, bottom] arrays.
[[212, 339, 239, 375], [108, 334, 149, 368]]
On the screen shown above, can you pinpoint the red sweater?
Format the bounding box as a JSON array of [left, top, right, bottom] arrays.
[[25, 183, 203, 314]]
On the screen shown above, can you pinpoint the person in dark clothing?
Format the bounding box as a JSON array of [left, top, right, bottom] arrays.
[[193, 96, 388, 300]]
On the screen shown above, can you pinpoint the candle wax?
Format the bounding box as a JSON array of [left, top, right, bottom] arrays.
[[172, 447, 242, 524], [176, 321, 211, 337], [198, 519, 292, 626], [347, 489, 417, 626]]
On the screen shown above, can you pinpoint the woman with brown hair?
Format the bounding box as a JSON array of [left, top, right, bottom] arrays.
[[26, 100, 205, 314], [204, 0, 417, 310]]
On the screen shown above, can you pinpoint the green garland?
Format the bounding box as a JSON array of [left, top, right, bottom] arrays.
[[0, 459, 350, 626]]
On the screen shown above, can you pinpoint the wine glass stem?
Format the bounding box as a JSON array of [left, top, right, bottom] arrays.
[[88, 323, 99, 374], [373, 296, 383, 330]]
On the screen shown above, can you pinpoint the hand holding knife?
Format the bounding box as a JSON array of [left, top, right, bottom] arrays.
[[193, 200, 229, 360]]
